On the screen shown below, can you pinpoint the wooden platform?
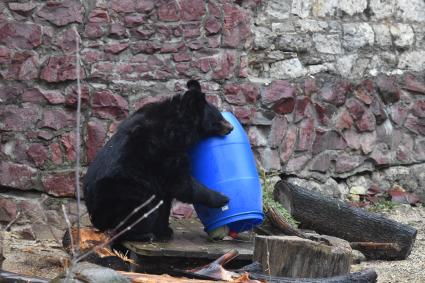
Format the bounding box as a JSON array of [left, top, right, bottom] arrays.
[[124, 218, 254, 260]]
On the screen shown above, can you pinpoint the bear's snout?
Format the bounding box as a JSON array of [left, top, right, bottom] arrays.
[[220, 120, 233, 136]]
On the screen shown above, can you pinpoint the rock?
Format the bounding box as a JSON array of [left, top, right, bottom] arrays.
[[390, 24, 414, 49], [304, 78, 319, 96], [55, 28, 80, 53], [402, 73, 425, 95], [335, 154, 365, 173], [41, 90, 65, 105], [370, 95, 388, 124], [110, 23, 127, 38], [396, 0, 425, 22], [0, 198, 18, 222], [0, 161, 37, 190], [104, 43, 129, 54], [204, 16, 221, 35], [88, 8, 110, 23], [248, 126, 268, 147], [315, 102, 337, 126], [357, 110, 376, 132], [231, 106, 254, 125], [42, 171, 76, 197], [310, 152, 333, 173], [296, 119, 315, 151], [8, 2, 37, 13], [275, 33, 313, 52], [1, 51, 39, 81], [398, 51, 425, 72], [369, 0, 395, 19], [279, 126, 297, 163], [376, 75, 401, 104], [41, 55, 85, 83], [312, 33, 343, 54], [412, 100, 425, 118], [312, 130, 347, 154], [180, 0, 205, 21], [253, 26, 274, 49], [86, 120, 107, 164], [372, 24, 392, 47], [257, 148, 281, 171], [223, 4, 251, 48], [370, 143, 392, 165], [37, 0, 84, 26], [291, 0, 312, 18], [224, 83, 259, 105], [0, 22, 42, 49], [50, 143, 63, 165], [26, 143, 48, 167], [270, 58, 307, 79], [259, 0, 290, 22], [285, 155, 310, 172], [157, 1, 180, 21], [342, 23, 374, 50], [0, 104, 41, 131], [39, 109, 76, 130], [261, 80, 295, 114], [60, 132, 76, 162], [92, 90, 129, 120], [268, 115, 287, 148], [335, 111, 354, 130], [65, 83, 90, 109], [212, 52, 237, 80], [318, 83, 349, 106], [404, 116, 425, 135]]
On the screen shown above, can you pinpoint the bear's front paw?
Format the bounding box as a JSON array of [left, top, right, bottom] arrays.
[[208, 193, 229, 208]]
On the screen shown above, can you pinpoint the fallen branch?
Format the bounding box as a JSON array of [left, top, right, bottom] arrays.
[[265, 208, 308, 239], [274, 181, 417, 260]]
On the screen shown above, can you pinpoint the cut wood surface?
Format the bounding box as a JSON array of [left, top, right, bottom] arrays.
[[253, 235, 352, 278], [274, 181, 417, 260]]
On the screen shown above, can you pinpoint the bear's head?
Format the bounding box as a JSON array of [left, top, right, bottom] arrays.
[[182, 80, 233, 138]]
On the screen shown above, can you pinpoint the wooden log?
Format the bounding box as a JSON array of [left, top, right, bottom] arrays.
[[253, 235, 352, 278], [349, 242, 401, 260], [274, 181, 417, 260], [237, 262, 377, 283]]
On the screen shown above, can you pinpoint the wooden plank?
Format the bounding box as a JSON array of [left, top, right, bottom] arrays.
[[124, 218, 254, 260]]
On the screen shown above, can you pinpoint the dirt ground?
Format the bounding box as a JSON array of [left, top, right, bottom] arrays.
[[1, 205, 425, 282]]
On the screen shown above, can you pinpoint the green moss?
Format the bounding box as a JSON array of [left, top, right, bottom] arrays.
[[259, 170, 300, 228]]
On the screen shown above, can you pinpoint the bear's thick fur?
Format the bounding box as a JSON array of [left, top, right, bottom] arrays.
[[83, 80, 233, 242]]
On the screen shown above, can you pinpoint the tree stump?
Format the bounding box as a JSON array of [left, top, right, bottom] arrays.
[[274, 181, 417, 260], [253, 235, 352, 278]]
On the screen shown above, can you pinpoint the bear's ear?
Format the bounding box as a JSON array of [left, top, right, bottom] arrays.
[[187, 80, 201, 91], [181, 81, 206, 111]]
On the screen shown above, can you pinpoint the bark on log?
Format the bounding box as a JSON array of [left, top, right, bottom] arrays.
[[253, 235, 352, 278], [274, 181, 417, 260], [237, 262, 377, 283]]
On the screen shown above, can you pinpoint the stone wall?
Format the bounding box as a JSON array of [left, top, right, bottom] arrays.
[[0, 0, 424, 239]]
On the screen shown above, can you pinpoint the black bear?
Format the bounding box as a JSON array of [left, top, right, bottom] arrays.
[[83, 80, 233, 242]]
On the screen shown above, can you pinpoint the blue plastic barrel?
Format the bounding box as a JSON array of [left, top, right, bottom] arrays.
[[190, 112, 264, 233]]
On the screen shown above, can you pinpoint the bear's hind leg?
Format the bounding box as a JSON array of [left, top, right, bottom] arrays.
[[152, 198, 173, 242]]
